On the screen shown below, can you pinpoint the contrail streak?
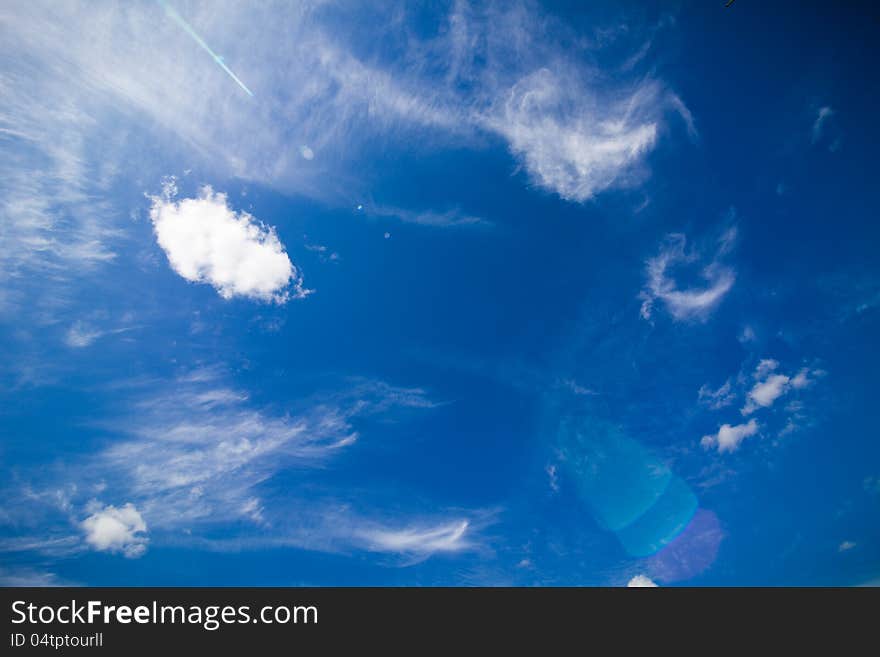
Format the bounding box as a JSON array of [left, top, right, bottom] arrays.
[[157, 0, 254, 97]]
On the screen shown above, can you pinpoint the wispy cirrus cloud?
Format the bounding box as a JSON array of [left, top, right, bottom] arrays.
[[356, 519, 473, 557], [811, 106, 834, 144], [0, 368, 482, 562], [0, 0, 692, 293], [640, 225, 737, 321]]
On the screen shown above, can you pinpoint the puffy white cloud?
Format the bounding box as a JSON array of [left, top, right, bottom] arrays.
[[701, 419, 759, 454], [640, 232, 736, 321], [742, 374, 790, 415], [627, 574, 658, 587], [80, 503, 148, 558], [741, 362, 822, 415], [149, 185, 309, 303]]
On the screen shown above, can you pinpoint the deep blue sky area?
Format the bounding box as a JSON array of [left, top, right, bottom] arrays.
[[1, 1, 879, 586]]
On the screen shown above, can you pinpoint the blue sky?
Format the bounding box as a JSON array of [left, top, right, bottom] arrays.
[[1, 0, 879, 586]]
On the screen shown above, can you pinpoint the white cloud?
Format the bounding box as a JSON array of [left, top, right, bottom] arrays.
[[739, 325, 757, 343], [357, 519, 471, 556], [811, 106, 834, 144], [80, 502, 148, 558], [368, 204, 489, 228], [701, 419, 759, 454], [742, 374, 790, 415], [149, 184, 309, 303], [838, 540, 856, 553], [698, 380, 735, 410], [790, 367, 815, 390], [640, 231, 736, 321], [741, 361, 822, 415], [484, 68, 663, 202], [64, 321, 102, 348], [627, 574, 658, 587], [754, 358, 779, 379], [0, 567, 71, 587]]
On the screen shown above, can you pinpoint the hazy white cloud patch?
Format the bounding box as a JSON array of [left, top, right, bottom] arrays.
[[698, 380, 735, 410], [64, 319, 140, 348], [149, 183, 309, 303], [64, 321, 103, 348], [701, 419, 759, 454], [368, 204, 489, 228], [640, 228, 736, 321], [80, 502, 148, 558], [811, 106, 834, 143], [0, 567, 72, 587], [838, 540, 856, 553], [304, 240, 340, 263], [739, 325, 757, 343], [627, 574, 658, 587]]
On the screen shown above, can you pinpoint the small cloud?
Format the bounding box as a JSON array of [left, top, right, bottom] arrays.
[[838, 540, 856, 553], [384, 232, 391, 239], [698, 380, 735, 410], [304, 239, 340, 264], [790, 367, 816, 390], [370, 204, 489, 228], [739, 325, 757, 344], [627, 574, 658, 587], [65, 321, 102, 348], [299, 145, 314, 160], [546, 464, 559, 492], [81, 502, 148, 558], [667, 92, 698, 141], [741, 361, 823, 415], [640, 229, 736, 321], [742, 374, 790, 415], [0, 568, 72, 587], [811, 106, 834, 144], [701, 419, 759, 454], [560, 378, 597, 396], [358, 519, 472, 557], [149, 183, 310, 303]]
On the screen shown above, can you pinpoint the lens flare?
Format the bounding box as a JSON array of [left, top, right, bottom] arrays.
[[558, 415, 698, 558], [158, 0, 254, 97]]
